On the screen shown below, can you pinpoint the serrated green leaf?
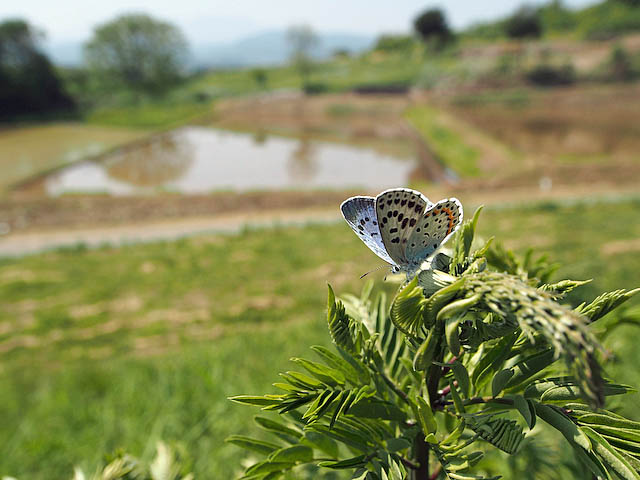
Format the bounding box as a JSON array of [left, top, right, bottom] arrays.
[[471, 417, 524, 454], [228, 395, 282, 407], [513, 395, 534, 430], [575, 412, 640, 430], [307, 423, 371, 451], [226, 435, 281, 454], [582, 426, 640, 480], [302, 431, 339, 459], [449, 379, 466, 414], [449, 206, 483, 275], [267, 445, 314, 464], [318, 455, 368, 469], [311, 345, 362, 385], [600, 433, 640, 455], [526, 378, 634, 402], [390, 276, 426, 336], [348, 398, 406, 421], [540, 279, 592, 297], [281, 371, 324, 389], [291, 357, 346, 386], [451, 361, 471, 398], [588, 425, 640, 444], [445, 315, 463, 357], [472, 332, 518, 391], [578, 288, 640, 323], [304, 390, 340, 421], [492, 369, 514, 397], [327, 285, 357, 353], [351, 470, 369, 480], [386, 438, 412, 453], [416, 394, 438, 434], [254, 416, 302, 441], [413, 328, 437, 371], [535, 403, 591, 451], [442, 419, 466, 447], [505, 349, 556, 391], [445, 457, 471, 472], [438, 294, 482, 323], [244, 460, 294, 476]]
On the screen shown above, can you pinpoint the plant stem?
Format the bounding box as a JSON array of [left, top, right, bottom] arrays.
[[413, 434, 430, 480], [464, 396, 514, 407], [378, 369, 410, 405], [413, 340, 446, 479], [399, 456, 420, 470]]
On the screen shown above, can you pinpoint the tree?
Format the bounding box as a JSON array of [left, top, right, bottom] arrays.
[[286, 25, 318, 89], [413, 8, 453, 48], [229, 208, 640, 479], [84, 13, 189, 94], [505, 5, 543, 39], [250, 68, 268, 89], [0, 19, 74, 119]]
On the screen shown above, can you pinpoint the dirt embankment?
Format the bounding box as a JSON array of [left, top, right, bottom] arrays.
[[0, 191, 357, 234]]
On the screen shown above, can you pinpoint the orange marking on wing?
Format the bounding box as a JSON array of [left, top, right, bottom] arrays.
[[441, 207, 456, 235]]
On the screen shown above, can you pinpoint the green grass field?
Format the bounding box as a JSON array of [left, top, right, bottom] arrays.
[[1, 198, 639, 478]]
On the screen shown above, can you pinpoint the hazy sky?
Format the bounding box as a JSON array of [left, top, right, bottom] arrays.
[[1, 0, 599, 44]]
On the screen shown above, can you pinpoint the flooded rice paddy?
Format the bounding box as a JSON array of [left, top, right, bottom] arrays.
[[16, 126, 421, 196]]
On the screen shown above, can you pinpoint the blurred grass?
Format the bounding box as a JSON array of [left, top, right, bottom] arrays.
[[180, 52, 423, 100], [0, 198, 639, 478], [85, 102, 213, 129], [405, 105, 481, 177]]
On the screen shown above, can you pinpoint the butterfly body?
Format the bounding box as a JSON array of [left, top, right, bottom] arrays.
[[341, 188, 463, 277]]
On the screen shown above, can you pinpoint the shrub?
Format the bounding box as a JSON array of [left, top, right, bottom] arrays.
[[229, 207, 640, 479], [526, 63, 575, 86], [606, 44, 637, 82], [505, 6, 543, 39], [374, 35, 415, 53], [303, 82, 329, 95]]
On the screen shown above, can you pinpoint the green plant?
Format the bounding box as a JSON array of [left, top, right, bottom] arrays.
[[71, 442, 192, 480], [229, 207, 640, 479]]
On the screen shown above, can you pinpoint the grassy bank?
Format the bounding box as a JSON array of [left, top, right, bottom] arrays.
[[405, 105, 481, 177], [85, 102, 213, 129], [0, 123, 149, 193], [0, 198, 639, 477]]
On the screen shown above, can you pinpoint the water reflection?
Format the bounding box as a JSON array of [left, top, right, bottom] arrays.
[[27, 127, 419, 196], [105, 132, 193, 187], [288, 137, 317, 182]]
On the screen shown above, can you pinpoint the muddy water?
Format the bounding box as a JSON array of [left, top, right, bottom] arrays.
[[19, 127, 420, 196]]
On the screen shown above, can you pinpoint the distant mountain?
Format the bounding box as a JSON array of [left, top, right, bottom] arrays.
[[44, 30, 375, 69], [191, 31, 375, 68], [44, 41, 84, 67]]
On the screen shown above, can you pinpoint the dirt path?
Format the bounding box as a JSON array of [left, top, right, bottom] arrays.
[[2, 182, 638, 257], [0, 207, 340, 257]]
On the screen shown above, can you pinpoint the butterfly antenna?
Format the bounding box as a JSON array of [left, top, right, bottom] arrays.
[[360, 265, 386, 279]]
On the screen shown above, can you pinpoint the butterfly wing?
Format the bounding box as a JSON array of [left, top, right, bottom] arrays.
[[375, 188, 432, 268], [341, 196, 395, 266], [405, 198, 463, 266]]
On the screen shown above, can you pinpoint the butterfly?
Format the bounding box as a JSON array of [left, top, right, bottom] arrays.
[[341, 188, 463, 277]]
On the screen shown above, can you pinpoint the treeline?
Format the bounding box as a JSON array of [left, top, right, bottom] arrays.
[[464, 0, 640, 41], [0, 14, 190, 122], [0, 20, 75, 120], [374, 0, 640, 53]]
